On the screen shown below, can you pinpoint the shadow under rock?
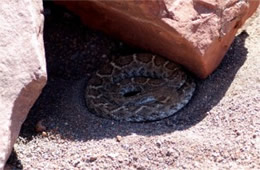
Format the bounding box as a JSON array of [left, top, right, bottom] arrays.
[[5, 149, 23, 170], [20, 31, 249, 142], [167, 31, 249, 128]]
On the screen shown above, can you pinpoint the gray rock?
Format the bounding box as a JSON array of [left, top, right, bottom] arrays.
[[0, 0, 46, 168]]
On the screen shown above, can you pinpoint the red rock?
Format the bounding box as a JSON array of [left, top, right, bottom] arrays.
[[0, 0, 46, 168], [54, 0, 259, 78]]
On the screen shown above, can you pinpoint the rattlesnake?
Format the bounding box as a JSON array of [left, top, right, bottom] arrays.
[[85, 53, 196, 122]]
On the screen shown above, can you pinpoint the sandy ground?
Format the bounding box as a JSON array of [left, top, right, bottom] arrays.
[[6, 3, 260, 170]]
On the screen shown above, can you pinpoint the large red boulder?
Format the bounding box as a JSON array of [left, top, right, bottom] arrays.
[[54, 0, 259, 78]]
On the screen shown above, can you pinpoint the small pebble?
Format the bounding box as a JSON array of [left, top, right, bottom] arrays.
[[35, 120, 46, 133], [137, 167, 146, 170], [89, 156, 97, 162], [42, 131, 48, 137], [166, 151, 172, 156], [116, 135, 122, 142], [107, 153, 119, 160], [133, 157, 138, 161], [73, 161, 80, 167]]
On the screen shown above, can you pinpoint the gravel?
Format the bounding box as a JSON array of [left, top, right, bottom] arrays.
[[5, 3, 260, 170]]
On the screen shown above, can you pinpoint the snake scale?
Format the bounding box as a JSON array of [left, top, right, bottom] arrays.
[[85, 53, 196, 122]]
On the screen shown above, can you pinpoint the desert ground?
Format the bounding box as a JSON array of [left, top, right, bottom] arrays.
[[6, 3, 259, 170]]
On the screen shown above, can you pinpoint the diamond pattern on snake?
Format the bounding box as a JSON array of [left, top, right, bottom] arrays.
[[85, 53, 196, 122]]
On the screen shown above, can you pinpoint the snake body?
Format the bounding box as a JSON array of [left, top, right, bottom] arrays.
[[85, 54, 195, 122]]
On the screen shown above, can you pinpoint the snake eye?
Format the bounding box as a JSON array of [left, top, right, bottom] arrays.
[[123, 90, 141, 97]]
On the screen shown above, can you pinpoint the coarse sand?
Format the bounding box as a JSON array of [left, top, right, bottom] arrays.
[[5, 3, 260, 170]]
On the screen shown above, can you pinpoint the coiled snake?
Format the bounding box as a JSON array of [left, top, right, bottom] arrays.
[[85, 54, 195, 122]]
